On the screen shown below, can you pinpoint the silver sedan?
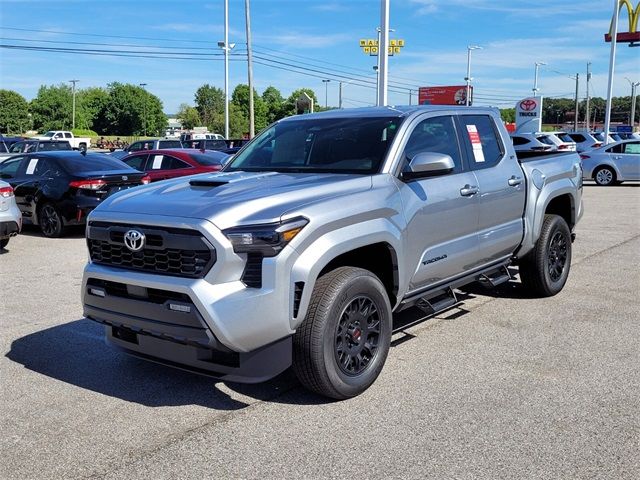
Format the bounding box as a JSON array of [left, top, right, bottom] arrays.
[[580, 140, 640, 186], [0, 179, 22, 250]]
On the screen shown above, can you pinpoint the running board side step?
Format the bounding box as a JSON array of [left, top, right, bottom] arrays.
[[478, 265, 511, 288], [415, 287, 458, 315]]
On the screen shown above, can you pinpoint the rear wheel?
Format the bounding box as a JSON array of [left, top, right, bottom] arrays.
[[594, 166, 616, 186], [519, 214, 572, 297], [39, 203, 65, 238], [293, 267, 392, 400]]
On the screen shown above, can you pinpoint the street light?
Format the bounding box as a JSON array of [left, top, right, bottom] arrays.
[[322, 79, 331, 108], [464, 45, 481, 106], [625, 77, 639, 128], [532, 61, 547, 95], [139, 83, 147, 136], [69, 79, 79, 130]]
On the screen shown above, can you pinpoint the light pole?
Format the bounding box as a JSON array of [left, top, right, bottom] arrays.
[[603, 0, 619, 144], [532, 61, 547, 95], [218, 0, 235, 139], [139, 83, 147, 136], [245, 0, 254, 138], [322, 79, 330, 108], [69, 79, 79, 130], [465, 45, 481, 106]]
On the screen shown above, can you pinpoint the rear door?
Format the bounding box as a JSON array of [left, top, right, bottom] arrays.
[[616, 141, 640, 179], [397, 113, 481, 291], [147, 153, 194, 181], [457, 114, 526, 264]]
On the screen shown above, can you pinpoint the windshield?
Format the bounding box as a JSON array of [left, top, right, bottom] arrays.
[[226, 116, 402, 174], [42, 132, 56, 138], [189, 152, 229, 166]]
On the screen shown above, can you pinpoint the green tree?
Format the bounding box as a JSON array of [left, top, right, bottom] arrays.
[[194, 84, 224, 131], [282, 88, 319, 117], [262, 86, 285, 123], [0, 90, 30, 134], [99, 83, 166, 136], [500, 108, 515, 123], [177, 103, 201, 130], [77, 87, 109, 132], [30, 84, 73, 131], [231, 84, 268, 133]]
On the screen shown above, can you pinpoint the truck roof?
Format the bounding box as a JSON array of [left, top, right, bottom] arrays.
[[284, 105, 499, 122]]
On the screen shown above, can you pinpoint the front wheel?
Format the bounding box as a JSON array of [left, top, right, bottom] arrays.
[[293, 267, 392, 400], [519, 214, 572, 297]]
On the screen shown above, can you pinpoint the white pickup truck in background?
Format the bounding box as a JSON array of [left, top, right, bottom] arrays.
[[33, 131, 91, 152]]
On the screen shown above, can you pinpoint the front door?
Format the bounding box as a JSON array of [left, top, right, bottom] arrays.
[[396, 114, 480, 292]]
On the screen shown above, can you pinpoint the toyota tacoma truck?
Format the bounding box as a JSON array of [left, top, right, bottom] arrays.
[[82, 106, 583, 399]]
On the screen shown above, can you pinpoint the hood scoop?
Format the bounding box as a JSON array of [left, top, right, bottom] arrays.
[[189, 179, 230, 187]]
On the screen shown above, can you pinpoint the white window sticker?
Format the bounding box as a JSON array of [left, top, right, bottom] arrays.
[[466, 125, 485, 163], [26, 158, 39, 174], [152, 155, 163, 169]]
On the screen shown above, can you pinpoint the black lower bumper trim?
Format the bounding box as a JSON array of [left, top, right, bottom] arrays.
[[0, 221, 19, 238]]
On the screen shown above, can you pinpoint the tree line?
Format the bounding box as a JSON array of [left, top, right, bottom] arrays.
[[1, 82, 636, 137], [0, 83, 322, 137]]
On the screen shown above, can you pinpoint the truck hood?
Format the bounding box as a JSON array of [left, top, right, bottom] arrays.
[[94, 171, 373, 229]]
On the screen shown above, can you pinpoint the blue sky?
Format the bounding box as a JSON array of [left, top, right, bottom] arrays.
[[0, 0, 638, 114]]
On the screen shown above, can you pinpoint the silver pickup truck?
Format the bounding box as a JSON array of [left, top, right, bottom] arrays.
[[82, 106, 583, 399]]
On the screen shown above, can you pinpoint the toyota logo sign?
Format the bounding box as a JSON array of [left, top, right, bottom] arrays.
[[124, 229, 145, 252], [520, 99, 537, 111]]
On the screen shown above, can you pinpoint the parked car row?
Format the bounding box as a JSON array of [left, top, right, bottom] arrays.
[[511, 130, 640, 155], [0, 147, 231, 243], [580, 139, 640, 186]]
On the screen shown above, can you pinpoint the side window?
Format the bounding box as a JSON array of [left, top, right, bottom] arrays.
[[623, 142, 640, 154], [128, 142, 143, 152], [0, 157, 24, 179], [403, 116, 463, 174], [511, 136, 529, 146], [161, 155, 190, 170], [33, 158, 54, 176], [605, 144, 623, 154], [64, 132, 72, 139], [123, 154, 148, 170], [459, 115, 505, 169]]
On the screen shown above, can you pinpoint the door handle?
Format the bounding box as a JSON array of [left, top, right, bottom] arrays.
[[508, 176, 523, 186], [460, 184, 479, 196], [613, 156, 622, 160]]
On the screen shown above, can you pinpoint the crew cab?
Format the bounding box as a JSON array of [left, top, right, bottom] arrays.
[[33, 131, 91, 152], [82, 106, 583, 399]]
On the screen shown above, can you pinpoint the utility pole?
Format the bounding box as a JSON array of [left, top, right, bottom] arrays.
[[245, 0, 255, 138], [408, 89, 412, 105], [224, 0, 230, 138], [139, 83, 147, 136], [377, 0, 390, 107], [604, 0, 619, 144], [586, 62, 591, 131], [339, 82, 343, 109], [573, 73, 580, 131], [69, 79, 79, 130]]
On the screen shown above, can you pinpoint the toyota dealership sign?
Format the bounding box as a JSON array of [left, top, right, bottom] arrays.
[[515, 96, 543, 133]]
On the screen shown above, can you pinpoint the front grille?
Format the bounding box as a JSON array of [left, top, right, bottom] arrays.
[[87, 222, 215, 278]]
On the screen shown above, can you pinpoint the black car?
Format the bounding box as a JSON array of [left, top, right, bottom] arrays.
[[0, 151, 150, 237]]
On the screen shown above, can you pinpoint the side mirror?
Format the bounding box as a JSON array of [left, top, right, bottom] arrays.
[[402, 152, 455, 180]]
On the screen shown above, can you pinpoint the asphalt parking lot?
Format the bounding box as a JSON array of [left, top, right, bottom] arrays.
[[1, 182, 638, 479]]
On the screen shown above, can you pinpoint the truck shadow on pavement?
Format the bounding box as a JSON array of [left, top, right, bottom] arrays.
[[6, 318, 315, 409]]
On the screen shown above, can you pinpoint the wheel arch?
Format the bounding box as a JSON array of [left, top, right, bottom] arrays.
[[592, 162, 620, 181]]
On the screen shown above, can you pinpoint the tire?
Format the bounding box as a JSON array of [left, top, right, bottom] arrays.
[[519, 214, 572, 297], [38, 203, 65, 238], [594, 166, 616, 186], [293, 267, 392, 400], [0, 238, 8, 250]]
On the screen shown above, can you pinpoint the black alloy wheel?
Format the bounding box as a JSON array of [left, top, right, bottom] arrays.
[[39, 203, 64, 238], [547, 231, 568, 282], [335, 296, 381, 376]]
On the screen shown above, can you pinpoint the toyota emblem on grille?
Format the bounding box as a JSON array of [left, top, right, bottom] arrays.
[[124, 229, 145, 252]]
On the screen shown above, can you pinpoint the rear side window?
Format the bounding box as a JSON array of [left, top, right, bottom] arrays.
[[556, 133, 573, 143], [458, 115, 505, 169], [536, 135, 555, 146], [623, 142, 640, 154], [403, 115, 463, 174], [0, 157, 24, 178], [148, 154, 190, 170]]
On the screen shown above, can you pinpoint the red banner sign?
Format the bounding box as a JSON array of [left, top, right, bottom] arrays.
[[418, 86, 471, 106]]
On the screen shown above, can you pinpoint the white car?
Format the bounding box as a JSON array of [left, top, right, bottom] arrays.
[[0, 179, 22, 250], [510, 133, 555, 153], [567, 132, 602, 152], [580, 139, 640, 186], [545, 131, 577, 152]]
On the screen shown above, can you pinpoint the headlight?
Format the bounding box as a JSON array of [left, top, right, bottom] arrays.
[[222, 217, 308, 257]]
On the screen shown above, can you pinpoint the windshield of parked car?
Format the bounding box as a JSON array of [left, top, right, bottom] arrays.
[[42, 131, 56, 138], [39, 141, 72, 151], [189, 152, 229, 166], [226, 116, 402, 174]]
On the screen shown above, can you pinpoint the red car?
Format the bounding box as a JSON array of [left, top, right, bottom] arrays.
[[121, 148, 230, 182]]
